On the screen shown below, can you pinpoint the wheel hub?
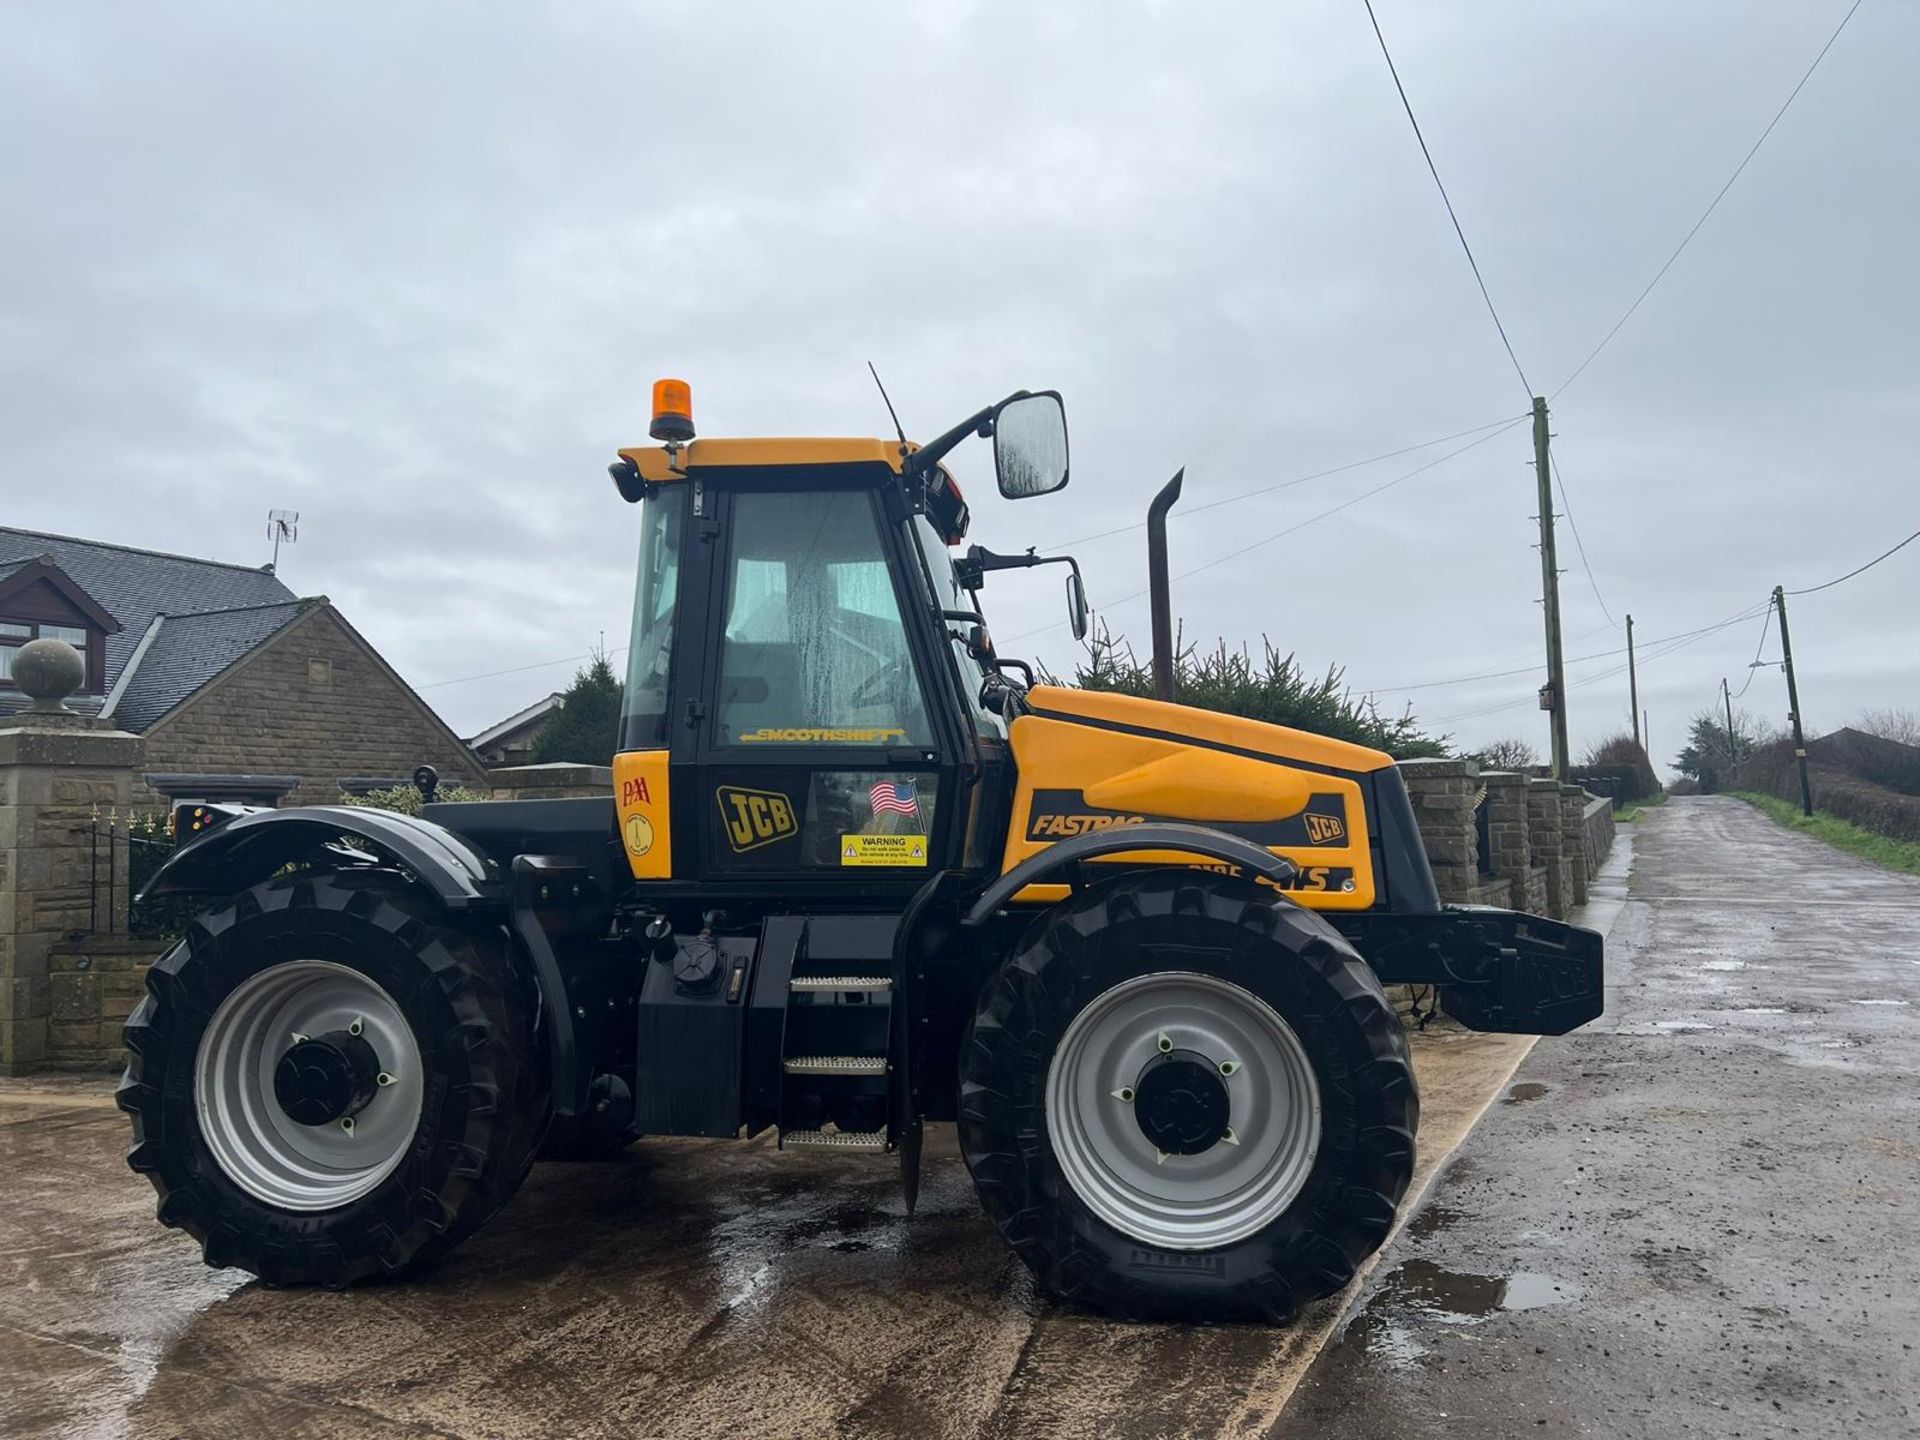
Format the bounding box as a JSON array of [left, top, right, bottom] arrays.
[[273, 1030, 382, 1126], [1131, 1050, 1230, 1154]]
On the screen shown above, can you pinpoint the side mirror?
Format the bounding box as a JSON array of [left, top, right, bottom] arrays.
[[1066, 571, 1089, 641], [993, 392, 1069, 499]]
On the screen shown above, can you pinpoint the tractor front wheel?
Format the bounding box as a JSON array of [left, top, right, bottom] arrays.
[[959, 871, 1418, 1322], [117, 872, 546, 1286]]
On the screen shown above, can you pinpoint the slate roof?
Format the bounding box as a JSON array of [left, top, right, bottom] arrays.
[[0, 526, 294, 688], [107, 600, 316, 732]]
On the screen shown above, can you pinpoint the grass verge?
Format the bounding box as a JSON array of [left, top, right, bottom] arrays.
[[1616, 792, 1669, 823], [1731, 791, 1920, 877]]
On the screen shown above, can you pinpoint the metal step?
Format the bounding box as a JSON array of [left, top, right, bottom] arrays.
[[780, 1127, 888, 1152], [783, 1055, 888, 1076], [789, 975, 892, 992]]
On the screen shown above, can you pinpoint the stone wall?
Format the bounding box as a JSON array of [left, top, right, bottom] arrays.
[[47, 937, 164, 1069], [1479, 771, 1531, 910], [132, 606, 489, 810], [1395, 759, 1479, 902], [1582, 796, 1616, 877], [1527, 778, 1569, 920], [1398, 758, 1612, 923], [1560, 784, 1590, 908]]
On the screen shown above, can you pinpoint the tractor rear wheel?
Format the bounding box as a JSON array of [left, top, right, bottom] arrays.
[[117, 871, 546, 1286], [959, 871, 1418, 1322]]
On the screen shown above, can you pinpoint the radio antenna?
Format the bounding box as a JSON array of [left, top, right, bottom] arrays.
[[867, 361, 908, 452]]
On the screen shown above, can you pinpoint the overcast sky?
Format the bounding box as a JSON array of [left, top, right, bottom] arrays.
[[5, 1, 1914, 769]]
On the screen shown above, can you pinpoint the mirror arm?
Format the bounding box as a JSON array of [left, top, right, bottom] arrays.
[[902, 390, 1034, 479]]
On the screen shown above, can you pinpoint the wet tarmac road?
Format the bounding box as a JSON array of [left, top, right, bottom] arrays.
[[1283, 797, 1920, 1437]]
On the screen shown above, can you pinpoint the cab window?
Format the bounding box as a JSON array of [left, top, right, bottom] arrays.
[[714, 490, 933, 746]]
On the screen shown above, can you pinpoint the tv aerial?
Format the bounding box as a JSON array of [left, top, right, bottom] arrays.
[[267, 509, 300, 571]]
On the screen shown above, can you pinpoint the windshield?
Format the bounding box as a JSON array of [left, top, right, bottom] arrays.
[[911, 514, 1007, 739], [621, 486, 686, 750]]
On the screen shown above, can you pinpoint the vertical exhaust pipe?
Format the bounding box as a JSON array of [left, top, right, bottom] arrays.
[[1147, 468, 1184, 702]]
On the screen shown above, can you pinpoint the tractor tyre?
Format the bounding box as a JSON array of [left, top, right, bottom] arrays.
[[117, 871, 547, 1286], [958, 870, 1418, 1323]]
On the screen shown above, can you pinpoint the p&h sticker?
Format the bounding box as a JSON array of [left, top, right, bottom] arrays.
[[840, 833, 928, 867]]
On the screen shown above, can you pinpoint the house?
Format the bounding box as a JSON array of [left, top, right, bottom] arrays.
[[467, 691, 564, 766], [0, 526, 489, 807]]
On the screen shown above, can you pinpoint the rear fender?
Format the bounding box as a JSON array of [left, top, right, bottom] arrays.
[[139, 805, 502, 911]]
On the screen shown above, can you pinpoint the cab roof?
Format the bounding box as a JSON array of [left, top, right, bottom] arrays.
[[620, 437, 922, 483]]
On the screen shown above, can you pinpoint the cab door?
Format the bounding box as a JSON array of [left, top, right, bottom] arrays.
[[692, 481, 956, 894]]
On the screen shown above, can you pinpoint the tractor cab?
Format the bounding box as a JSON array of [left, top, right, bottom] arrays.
[[604, 381, 1083, 903]]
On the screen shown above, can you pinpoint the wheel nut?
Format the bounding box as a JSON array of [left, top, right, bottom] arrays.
[[348, 1018, 364, 1037], [1219, 1060, 1240, 1077], [1112, 1086, 1135, 1103], [376, 1072, 395, 1087], [1156, 1033, 1173, 1054], [340, 1116, 355, 1135], [1222, 1127, 1240, 1146]]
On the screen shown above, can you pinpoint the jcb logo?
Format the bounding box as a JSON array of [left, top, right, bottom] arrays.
[[718, 786, 797, 852], [1303, 813, 1346, 845]]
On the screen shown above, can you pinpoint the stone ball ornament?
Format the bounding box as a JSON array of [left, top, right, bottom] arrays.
[[12, 636, 86, 710]]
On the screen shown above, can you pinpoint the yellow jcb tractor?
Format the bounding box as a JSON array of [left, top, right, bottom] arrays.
[[121, 381, 1602, 1321]]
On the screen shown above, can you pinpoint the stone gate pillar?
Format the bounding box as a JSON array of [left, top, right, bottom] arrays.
[[0, 642, 143, 1074]]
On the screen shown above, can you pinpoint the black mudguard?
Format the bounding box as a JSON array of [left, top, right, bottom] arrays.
[[140, 805, 501, 910], [960, 822, 1299, 927], [138, 806, 623, 1119]]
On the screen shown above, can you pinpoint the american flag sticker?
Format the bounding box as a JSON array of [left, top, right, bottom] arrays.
[[869, 779, 919, 817]]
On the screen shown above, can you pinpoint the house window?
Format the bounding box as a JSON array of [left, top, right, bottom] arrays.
[[0, 620, 99, 688]]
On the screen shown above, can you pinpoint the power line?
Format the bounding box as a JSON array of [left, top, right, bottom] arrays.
[[1549, 452, 1617, 627], [418, 645, 627, 691], [1375, 609, 1762, 696], [1008, 417, 1528, 644], [1553, 0, 1864, 397], [1729, 599, 1775, 699], [1429, 600, 1773, 725], [1363, 0, 1533, 401], [1042, 413, 1525, 551], [1785, 524, 1920, 595]]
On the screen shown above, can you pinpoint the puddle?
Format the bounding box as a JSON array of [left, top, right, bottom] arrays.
[[1734, 1007, 1787, 1015], [1700, 960, 1746, 972], [1820, 1039, 1860, 1049], [1503, 1082, 1549, 1105], [1852, 999, 1910, 1007], [1347, 1258, 1583, 1367]]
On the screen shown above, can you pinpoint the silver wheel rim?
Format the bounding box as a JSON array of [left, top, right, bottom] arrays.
[[1044, 971, 1322, 1251], [194, 959, 425, 1212]]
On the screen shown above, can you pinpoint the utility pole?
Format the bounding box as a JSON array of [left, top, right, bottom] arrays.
[[1533, 396, 1570, 780], [1722, 676, 1738, 764], [1773, 584, 1814, 817], [1627, 614, 1640, 749]]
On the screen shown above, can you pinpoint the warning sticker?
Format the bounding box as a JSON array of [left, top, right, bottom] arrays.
[[839, 833, 929, 867]]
